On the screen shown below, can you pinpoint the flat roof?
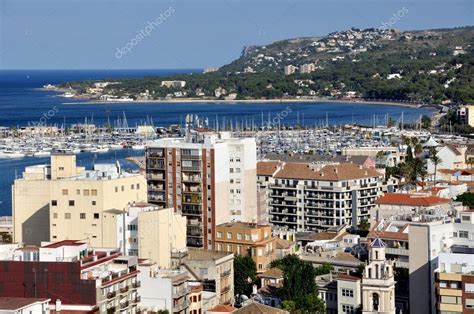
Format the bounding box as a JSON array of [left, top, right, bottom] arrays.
[[0, 297, 50, 310]]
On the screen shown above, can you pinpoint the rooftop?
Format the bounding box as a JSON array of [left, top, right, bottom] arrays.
[[234, 302, 289, 314], [186, 248, 233, 261], [376, 193, 451, 206], [0, 297, 50, 310], [271, 162, 381, 181]]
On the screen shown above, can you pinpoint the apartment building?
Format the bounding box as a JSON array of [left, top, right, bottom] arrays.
[[13, 154, 147, 246], [146, 131, 257, 249], [435, 253, 474, 314], [178, 248, 234, 305], [284, 65, 297, 75], [0, 240, 140, 313], [215, 222, 276, 273], [368, 220, 409, 268], [258, 161, 384, 232], [138, 262, 191, 314], [116, 203, 187, 268], [409, 209, 474, 314]]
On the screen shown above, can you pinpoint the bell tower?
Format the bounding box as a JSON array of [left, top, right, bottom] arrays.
[[361, 238, 396, 314]]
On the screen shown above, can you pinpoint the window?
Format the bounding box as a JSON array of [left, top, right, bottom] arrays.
[[131, 184, 135, 190], [51, 200, 57, 206], [227, 232, 232, 239], [65, 213, 71, 219], [137, 183, 140, 190], [115, 187, 118, 193], [227, 245, 232, 251], [83, 189, 90, 196], [439, 281, 447, 288], [450, 282, 460, 289], [342, 304, 355, 313], [459, 230, 469, 239], [59, 167, 64, 171], [237, 233, 242, 240], [62, 189, 68, 195], [245, 234, 250, 241], [80, 213, 86, 219], [76, 189, 80, 195], [462, 215, 471, 221], [342, 289, 354, 297], [465, 284, 474, 293], [236, 179, 241, 184], [236, 168, 241, 173], [258, 263, 263, 270], [217, 244, 222, 251], [69, 200, 75, 206], [53, 213, 58, 219], [92, 201, 96, 206], [91, 189, 97, 196], [121, 186, 124, 192], [217, 232, 223, 239], [94, 213, 100, 219]]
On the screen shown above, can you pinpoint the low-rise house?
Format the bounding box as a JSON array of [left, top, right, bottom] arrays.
[[0, 297, 50, 314], [234, 302, 289, 313], [215, 222, 276, 273], [274, 237, 299, 258], [177, 248, 235, 305], [138, 261, 191, 314], [427, 145, 468, 175]]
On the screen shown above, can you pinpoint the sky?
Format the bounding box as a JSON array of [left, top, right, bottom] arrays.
[[0, 0, 472, 70]]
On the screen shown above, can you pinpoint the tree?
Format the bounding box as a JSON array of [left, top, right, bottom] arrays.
[[406, 145, 414, 163], [456, 192, 474, 208], [314, 262, 334, 276], [358, 219, 371, 232], [430, 154, 442, 187], [271, 254, 325, 313], [421, 115, 432, 129], [233, 255, 257, 296]]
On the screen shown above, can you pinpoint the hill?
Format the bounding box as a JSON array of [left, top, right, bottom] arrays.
[[59, 26, 474, 105]]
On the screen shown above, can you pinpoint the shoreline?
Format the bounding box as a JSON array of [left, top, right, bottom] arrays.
[[61, 97, 436, 109], [39, 87, 438, 110]]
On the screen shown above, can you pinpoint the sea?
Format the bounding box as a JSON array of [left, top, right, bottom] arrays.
[[0, 69, 435, 216]]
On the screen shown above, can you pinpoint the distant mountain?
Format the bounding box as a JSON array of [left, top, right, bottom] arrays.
[[60, 26, 474, 105]]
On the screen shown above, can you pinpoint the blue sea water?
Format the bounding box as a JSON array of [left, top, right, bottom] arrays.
[[0, 69, 435, 216]]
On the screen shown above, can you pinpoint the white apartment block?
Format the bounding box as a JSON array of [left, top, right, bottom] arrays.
[[146, 131, 257, 249], [138, 263, 191, 314], [409, 209, 474, 314], [116, 203, 187, 268], [258, 161, 384, 232]]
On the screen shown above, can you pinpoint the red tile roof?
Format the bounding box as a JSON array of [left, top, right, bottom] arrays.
[[273, 162, 382, 181], [257, 161, 282, 176], [336, 274, 361, 281], [375, 193, 450, 206], [208, 304, 235, 312]]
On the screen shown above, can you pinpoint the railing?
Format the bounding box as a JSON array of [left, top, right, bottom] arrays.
[[173, 287, 190, 298], [132, 281, 141, 288], [173, 300, 189, 312], [120, 301, 129, 309], [120, 286, 129, 293], [106, 291, 116, 299], [385, 247, 409, 256]]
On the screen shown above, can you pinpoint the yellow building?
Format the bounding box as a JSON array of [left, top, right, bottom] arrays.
[[215, 222, 276, 273], [13, 154, 147, 247]]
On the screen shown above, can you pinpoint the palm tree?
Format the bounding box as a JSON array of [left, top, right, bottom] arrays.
[[430, 155, 442, 187]]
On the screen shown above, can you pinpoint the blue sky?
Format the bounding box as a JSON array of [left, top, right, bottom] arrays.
[[1, 0, 472, 69]]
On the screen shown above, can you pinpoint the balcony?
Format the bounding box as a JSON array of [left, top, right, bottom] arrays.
[[132, 281, 141, 288], [120, 286, 129, 294], [147, 173, 165, 180], [120, 301, 129, 309], [132, 296, 141, 303], [385, 247, 409, 256], [106, 291, 116, 299], [173, 301, 189, 312], [173, 287, 190, 298], [147, 162, 165, 170]]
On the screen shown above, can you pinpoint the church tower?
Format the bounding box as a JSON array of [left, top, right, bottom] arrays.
[[361, 238, 396, 314]]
